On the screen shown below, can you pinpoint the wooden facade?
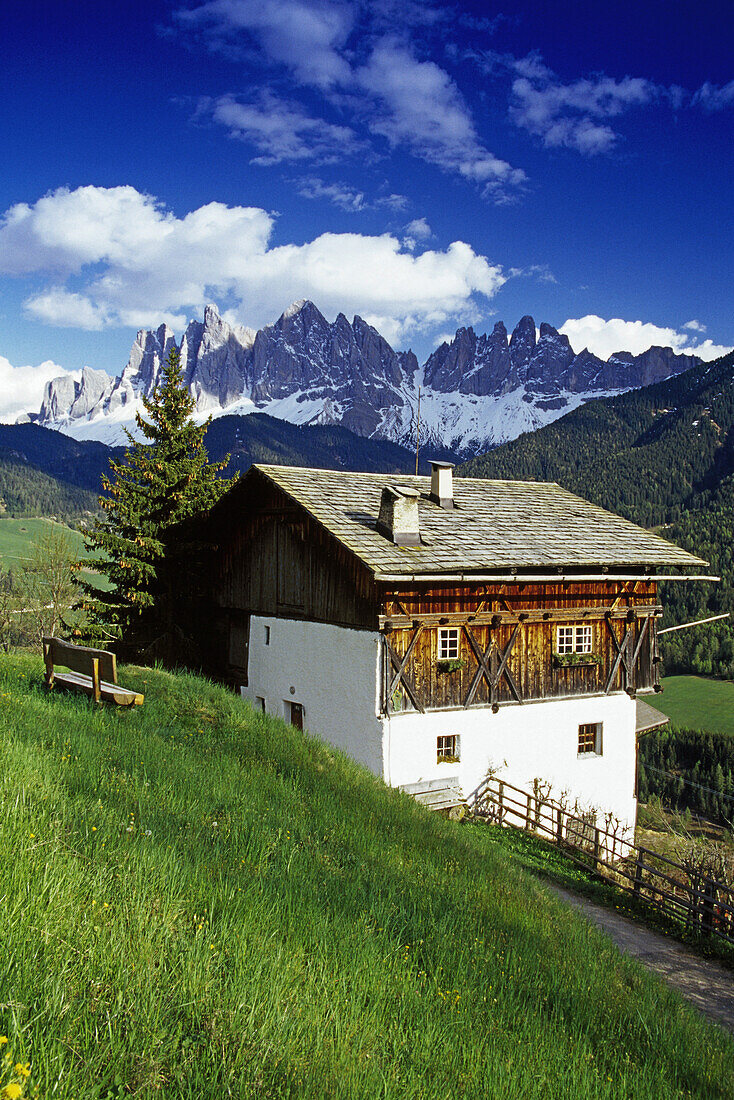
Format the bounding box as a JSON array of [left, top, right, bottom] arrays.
[[194, 469, 661, 711], [378, 580, 660, 715]]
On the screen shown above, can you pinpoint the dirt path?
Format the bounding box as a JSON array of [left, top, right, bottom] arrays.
[[550, 885, 734, 1035]]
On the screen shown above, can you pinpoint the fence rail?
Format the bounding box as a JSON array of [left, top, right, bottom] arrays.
[[468, 776, 734, 948]]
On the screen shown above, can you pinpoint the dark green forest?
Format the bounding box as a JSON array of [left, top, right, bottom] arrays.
[[460, 351, 734, 678], [0, 457, 99, 519], [0, 415, 457, 523], [638, 726, 734, 826]]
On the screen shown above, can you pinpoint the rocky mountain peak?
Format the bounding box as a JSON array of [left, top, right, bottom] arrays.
[[509, 315, 536, 371], [34, 302, 703, 455]]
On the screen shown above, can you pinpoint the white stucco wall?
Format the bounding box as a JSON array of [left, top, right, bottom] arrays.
[[384, 693, 638, 830], [240, 616, 385, 775], [240, 616, 638, 830]]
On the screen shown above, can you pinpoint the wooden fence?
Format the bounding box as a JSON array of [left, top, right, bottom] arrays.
[[468, 776, 734, 948]]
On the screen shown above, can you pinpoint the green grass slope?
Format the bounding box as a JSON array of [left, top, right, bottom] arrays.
[[656, 676, 734, 737], [1, 655, 732, 1098], [0, 517, 87, 569]]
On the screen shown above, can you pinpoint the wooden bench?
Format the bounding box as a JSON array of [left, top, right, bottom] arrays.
[[399, 776, 464, 811], [43, 637, 144, 706]]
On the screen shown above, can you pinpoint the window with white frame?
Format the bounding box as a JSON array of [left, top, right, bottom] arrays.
[[578, 722, 603, 756], [556, 624, 592, 654], [437, 734, 460, 762], [438, 627, 460, 660]]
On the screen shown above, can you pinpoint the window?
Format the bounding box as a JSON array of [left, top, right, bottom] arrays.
[[438, 627, 459, 660], [578, 722, 603, 756], [437, 734, 460, 763], [557, 624, 592, 654], [227, 614, 250, 675], [288, 701, 304, 730], [264, 625, 271, 646]]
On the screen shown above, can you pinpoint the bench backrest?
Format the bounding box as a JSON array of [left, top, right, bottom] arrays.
[[43, 637, 117, 684]]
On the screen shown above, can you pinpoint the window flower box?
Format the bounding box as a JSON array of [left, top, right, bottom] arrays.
[[436, 657, 467, 674], [553, 651, 602, 669]]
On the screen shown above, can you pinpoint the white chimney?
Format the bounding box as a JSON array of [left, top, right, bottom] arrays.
[[430, 461, 454, 508], [377, 485, 421, 546]]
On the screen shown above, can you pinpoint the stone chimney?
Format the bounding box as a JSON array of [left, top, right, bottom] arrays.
[[377, 485, 421, 546], [429, 461, 454, 508]]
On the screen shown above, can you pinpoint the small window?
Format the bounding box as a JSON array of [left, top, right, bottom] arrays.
[[578, 722, 603, 756], [557, 624, 592, 654], [438, 627, 459, 660], [264, 625, 271, 646], [437, 734, 460, 763], [255, 696, 266, 713], [288, 701, 304, 730]]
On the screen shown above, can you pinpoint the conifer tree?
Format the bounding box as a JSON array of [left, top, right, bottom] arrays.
[[80, 346, 231, 652]]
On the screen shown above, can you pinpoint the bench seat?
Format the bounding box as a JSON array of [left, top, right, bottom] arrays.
[[51, 670, 144, 706], [43, 636, 144, 707]]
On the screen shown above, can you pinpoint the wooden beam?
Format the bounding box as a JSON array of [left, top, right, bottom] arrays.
[[383, 629, 425, 714], [463, 622, 522, 709], [379, 605, 662, 630]]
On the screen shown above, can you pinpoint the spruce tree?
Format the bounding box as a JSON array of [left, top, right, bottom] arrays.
[[80, 346, 231, 653]]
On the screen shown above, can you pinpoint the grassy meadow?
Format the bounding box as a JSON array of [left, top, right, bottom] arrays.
[[0, 517, 87, 569], [0, 654, 733, 1098], [657, 675, 734, 737]]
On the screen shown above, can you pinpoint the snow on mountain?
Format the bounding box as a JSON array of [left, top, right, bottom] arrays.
[[35, 301, 702, 455]]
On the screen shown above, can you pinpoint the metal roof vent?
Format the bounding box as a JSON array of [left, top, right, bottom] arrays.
[[377, 485, 421, 546], [429, 460, 454, 508]]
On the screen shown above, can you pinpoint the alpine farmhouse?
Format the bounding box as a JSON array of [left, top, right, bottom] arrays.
[[183, 462, 709, 830]]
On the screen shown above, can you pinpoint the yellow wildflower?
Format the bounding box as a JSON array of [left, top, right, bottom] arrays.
[[2, 1084, 22, 1099], [0, 1037, 7, 1045], [14, 1063, 30, 1078]]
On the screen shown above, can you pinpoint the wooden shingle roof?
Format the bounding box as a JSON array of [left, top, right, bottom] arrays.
[[251, 464, 708, 579]]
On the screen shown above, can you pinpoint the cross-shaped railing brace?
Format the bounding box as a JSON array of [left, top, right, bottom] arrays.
[[463, 622, 522, 710], [604, 614, 650, 696], [383, 625, 425, 713]]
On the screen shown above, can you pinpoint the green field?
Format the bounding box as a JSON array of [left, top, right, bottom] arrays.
[[0, 653, 731, 1099], [657, 675, 734, 736], [0, 517, 87, 568]]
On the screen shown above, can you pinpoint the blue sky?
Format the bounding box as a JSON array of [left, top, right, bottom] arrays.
[[0, 0, 733, 417]]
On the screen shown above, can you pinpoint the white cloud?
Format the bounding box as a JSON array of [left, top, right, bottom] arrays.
[[209, 90, 358, 164], [683, 319, 706, 332], [560, 315, 732, 362], [692, 80, 734, 111], [510, 70, 656, 154], [405, 217, 432, 239], [0, 185, 505, 342], [176, 3, 525, 198], [402, 216, 432, 251], [296, 176, 366, 210], [177, 0, 354, 89], [0, 355, 77, 423], [357, 40, 525, 195]]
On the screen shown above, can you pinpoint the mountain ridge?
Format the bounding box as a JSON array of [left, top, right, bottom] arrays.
[[34, 301, 701, 454]]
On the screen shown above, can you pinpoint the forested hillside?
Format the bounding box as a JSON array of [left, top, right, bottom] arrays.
[[460, 351, 734, 677], [0, 416, 456, 521], [0, 458, 99, 518]]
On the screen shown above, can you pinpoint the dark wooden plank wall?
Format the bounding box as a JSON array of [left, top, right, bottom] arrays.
[[213, 478, 379, 630], [380, 581, 660, 711]]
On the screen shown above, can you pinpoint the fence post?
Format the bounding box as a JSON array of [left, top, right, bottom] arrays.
[[556, 806, 563, 846], [633, 849, 644, 897], [702, 878, 715, 937], [498, 781, 504, 826], [593, 827, 601, 870], [526, 793, 532, 830]]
